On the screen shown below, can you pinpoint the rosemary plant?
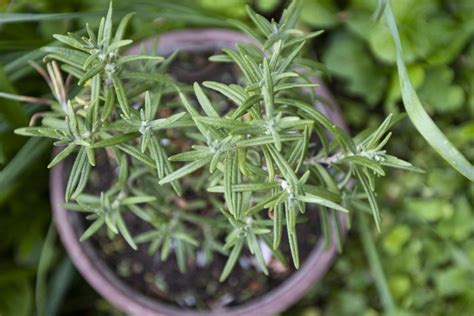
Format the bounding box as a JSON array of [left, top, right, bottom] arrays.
[[4, 0, 421, 282]]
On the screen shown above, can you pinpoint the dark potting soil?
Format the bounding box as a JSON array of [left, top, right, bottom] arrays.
[[74, 50, 323, 310], [88, 203, 321, 310]]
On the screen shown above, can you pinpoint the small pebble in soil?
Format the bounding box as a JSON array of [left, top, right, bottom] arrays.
[[211, 293, 234, 309], [269, 258, 289, 275], [238, 256, 252, 269], [196, 250, 207, 268], [181, 294, 196, 307], [132, 261, 144, 274], [260, 239, 272, 265], [206, 281, 218, 295]]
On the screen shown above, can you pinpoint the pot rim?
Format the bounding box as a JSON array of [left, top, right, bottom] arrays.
[[50, 28, 348, 316]]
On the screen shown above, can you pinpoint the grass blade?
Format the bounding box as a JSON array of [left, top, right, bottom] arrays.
[[384, 2, 474, 181]]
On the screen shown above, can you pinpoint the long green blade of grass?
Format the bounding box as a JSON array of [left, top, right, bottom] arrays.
[[384, 1, 474, 181], [358, 211, 396, 314], [0, 12, 98, 24], [35, 223, 56, 316], [0, 138, 51, 193], [0, 66, 28, 126], [45, 258, 74, 316]]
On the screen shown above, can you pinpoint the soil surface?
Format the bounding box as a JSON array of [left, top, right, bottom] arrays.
[[73, 50, 323, 310]]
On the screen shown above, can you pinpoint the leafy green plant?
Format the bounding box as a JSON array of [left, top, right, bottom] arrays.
[[1, 0, 419, 285], [302, 0, 474, 181]]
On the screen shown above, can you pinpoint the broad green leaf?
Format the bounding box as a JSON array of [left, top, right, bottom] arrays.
[[300, 0, 338, 28], [322, 32, 387, 105], [418, 66, 465, 114]]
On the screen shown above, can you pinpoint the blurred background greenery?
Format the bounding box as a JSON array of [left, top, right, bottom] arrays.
[[0, 0, 473, 315]]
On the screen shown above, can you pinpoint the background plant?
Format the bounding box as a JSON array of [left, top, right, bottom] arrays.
[[1, 0, 473, 315]]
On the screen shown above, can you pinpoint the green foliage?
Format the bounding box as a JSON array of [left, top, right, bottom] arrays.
[[2, 0, 473, 314], [383, 0, 474, 181], [1, 0, 415, 286], [323, 32, 387, 106], [285, 0, 474, 314], [311, 0, 474, 181]]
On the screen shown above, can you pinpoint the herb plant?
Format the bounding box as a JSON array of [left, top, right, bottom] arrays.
[[3, 0, 421, 282]]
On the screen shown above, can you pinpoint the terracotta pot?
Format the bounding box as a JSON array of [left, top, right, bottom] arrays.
[[50, 29, 348, 316]]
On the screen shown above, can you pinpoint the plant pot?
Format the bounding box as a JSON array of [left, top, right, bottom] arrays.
[[50, 28, 348, 316]]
